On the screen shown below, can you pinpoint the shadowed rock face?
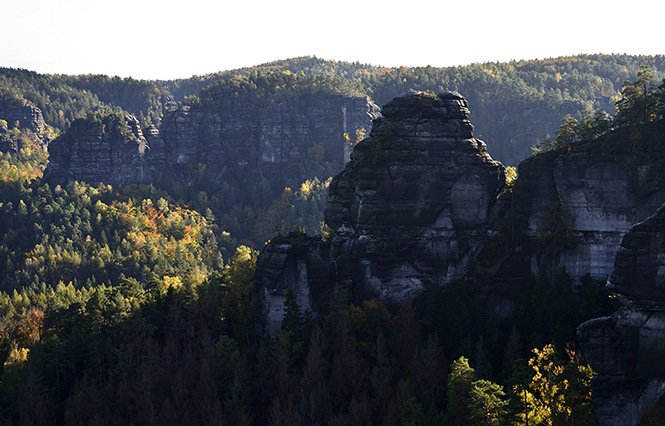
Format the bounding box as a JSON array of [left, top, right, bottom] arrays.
[[255, 92, 506, 334], [46, 115, 152, 186], [578, 204, 665, 426], [45, 95, 378, 193], [325, 91, 505, 296], [156, 96, 380, 190], [326, 91, 501, 237], [510, 148, 665, 283]]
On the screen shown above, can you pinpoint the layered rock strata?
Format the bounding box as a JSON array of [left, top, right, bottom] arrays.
[[255, 91, 505, 334], [46, 115, 152, 186], [495, 144, 665, 285], [157, 96, 380, 189], [45, 95, 378, 192], [0, 101, 48, 151], [578, 203, 665, 426]]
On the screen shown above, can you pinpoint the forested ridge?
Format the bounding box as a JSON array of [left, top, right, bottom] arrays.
[[4, 53, 665, 136], [1, 55, 665, 424]]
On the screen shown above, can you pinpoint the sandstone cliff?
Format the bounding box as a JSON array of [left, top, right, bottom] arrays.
[[45, 113, 152, 186], [0, 100, 48, 151], [578, 202, 665, 426], [255, 91, 505, 334], [45, 94, 377, 199], [156, 95, 379, 192], [480, 122, 665, 298]]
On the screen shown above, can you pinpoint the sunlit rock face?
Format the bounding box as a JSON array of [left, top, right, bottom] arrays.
[[0, 101, 49, 151], [578, 204, 665, 426], [255, 91, 506, 333]]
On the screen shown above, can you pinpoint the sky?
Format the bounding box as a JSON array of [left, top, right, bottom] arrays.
[[3, 0, 665, 81]]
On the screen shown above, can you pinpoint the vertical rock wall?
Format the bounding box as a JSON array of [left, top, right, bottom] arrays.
[[255, 91, 506, 333], [579, 203, 665, 425]]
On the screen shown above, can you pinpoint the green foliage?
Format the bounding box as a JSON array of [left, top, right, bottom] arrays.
[[0, 67, 168, 131], [216, 245, 258, 346], [615, 65, 661, 126], [0, 180, 223, 292], [446, 356, 509, 426], [447, 356, 476, 424], [532, 110, 612, 154], [468, 379, 508, 426]]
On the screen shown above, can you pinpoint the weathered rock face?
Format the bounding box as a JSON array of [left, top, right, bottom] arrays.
[[326, 92, 505, 297], [46, 115, 153, 186], [0, 101, 48, 151], [255, 92, 506, 332], [578, 204, 665, 426], [254, 234, 335, 335], [156, 96, 379, 190], [46, 95, 378, 194], [499, 144, 665, 285]]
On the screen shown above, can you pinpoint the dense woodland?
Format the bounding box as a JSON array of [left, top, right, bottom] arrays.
[[0, 55, 664, 424]]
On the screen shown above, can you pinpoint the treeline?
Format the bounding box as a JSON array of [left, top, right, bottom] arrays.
[[0, 243, 616, 425], [0, 180, 224, 292], [0, 68, 169, 132], [5, 53, 665, 135], [198, 70, 366, 107], [533, 65, 665, 153]]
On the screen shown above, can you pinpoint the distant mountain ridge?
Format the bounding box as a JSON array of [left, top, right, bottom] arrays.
[[4, 54, 665, 165]]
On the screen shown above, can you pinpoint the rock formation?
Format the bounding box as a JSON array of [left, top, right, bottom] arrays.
[[483, 135, 665, 291], [0, 100, 48, 151], [45, 95, 378, 194], [45, 114, 153, 186], [156, 95, 379, 191], [255, 91, 506, 334], [578, 203, 665, 426]]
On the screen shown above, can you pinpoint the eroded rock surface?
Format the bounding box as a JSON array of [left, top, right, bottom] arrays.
[[579, 204, 665, 426], [493, 143, 665, 285], [255, 91, 505, 332], [46, 114, 153, 186], [0, 101, 48, 151]]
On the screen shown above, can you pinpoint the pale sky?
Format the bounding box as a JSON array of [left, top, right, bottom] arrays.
[[3, 0, 665, 80]]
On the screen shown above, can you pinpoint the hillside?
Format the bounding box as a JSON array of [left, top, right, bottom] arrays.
[[4, 54, 665, 165], [2, 54, 665, 252], [1, 55, 665, 424]]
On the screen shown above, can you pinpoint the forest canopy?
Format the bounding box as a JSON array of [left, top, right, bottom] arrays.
[[0, 54, 663, 424]]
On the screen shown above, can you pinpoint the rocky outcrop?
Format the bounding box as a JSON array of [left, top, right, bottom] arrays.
[[486, 136, 665, 289], [45, 114, 153, 186], [0, 101, 48, 151], [46, 94, 378, 195], [325, 92, 505, 295], [578, 203, 665, 426], [255, 91, 505, 333], [254, 234, 335, 334], [156, 96, 379, 190]]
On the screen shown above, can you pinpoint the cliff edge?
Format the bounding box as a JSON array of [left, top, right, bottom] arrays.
[[255, 91, 505, 333]]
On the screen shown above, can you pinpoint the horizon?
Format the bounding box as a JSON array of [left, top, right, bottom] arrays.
[[3, 52, 663, 82], [4, 0, 665, 80]]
